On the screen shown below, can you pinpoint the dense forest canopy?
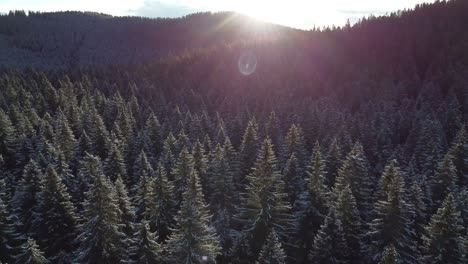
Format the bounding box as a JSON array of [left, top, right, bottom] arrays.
[[0, 0, 468, 263]]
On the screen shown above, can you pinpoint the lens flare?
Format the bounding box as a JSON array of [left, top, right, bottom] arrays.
[[238, 51, 257, 76]]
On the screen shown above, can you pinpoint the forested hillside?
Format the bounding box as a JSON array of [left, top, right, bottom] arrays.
[[1, 0, 468, 263]]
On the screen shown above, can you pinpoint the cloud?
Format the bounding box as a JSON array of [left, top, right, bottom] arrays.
[[129, 0, 202, 18]]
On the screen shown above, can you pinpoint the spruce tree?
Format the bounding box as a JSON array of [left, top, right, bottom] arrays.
[[144, 112, 163, 158], [131, 222, 161, 264], [164, 167, 220, 263], [294, 142, 328, 263], [447, 127, 468, 186], [114, 176, 135, 243], [0, 183, 16, 264], [12, 160, 43, 234], [420, 194, 466, 264], [430, 153, 457, 212], [282, 153, 304, 205], [366, 161, 418, 263], [148, 163, 175, 242], [283, 124, 308, 167], [326, 137, 342, 187], [15, 238, 48, 264], [309, 207, 349, 264], [104, 141, 127, 183], [53, 110, 76, 163], [239, 119, 259, 178], [31, 165, 77, 259], [172, 148, 195, 209], [255, 230, 286, 264], [335, 142, 373, 220], [74, 154, 128, 263], [207, 145, 237, 260], [335, 184, 363, 264], [235, 139, 292, 263]]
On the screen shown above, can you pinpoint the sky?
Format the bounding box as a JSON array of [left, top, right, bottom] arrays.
[[0, 0, 436, 29]]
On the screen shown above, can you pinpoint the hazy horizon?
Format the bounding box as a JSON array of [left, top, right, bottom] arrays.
[[0, 0, 436, 29]]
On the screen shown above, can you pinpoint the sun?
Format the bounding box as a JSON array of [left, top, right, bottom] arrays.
[[226, 0, 337, 29]]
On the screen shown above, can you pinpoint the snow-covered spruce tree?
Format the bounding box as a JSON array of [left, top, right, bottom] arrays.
[[309, 206, 349, 264], [132, 150, 154, 190], [148, 163, 175, 242], [11, 160, 43, 234], [255, 229, 286, 264], [447, 126, 468, 186], [420, 194, 466, 264], [15, 238, 48, 264], [144, 112, 163, 159], [366, 160, 418, 263], [239, 119, 260, 179], [104, 141, 127, 183], [192, 140, 209, 199], [335, 142, 373, 220], [0, 109, 17, 169], [207, 144, 237, 261], [160, 132, 178, 180], [89, 111, 110, 160], [234, 138, 293, 263], [53, 110, 76, 164], [164, 166, 220, 263], [283, 153, 304, 206], [172, 148, 195, 210], [430, 153, 457, 213], [325, 137, 342, 188], [131, 222, 161, 264], [0, 180, 17, 264], [114, 176, 135, 243], [74, 154, 128, 263], [31, 165, 77, 260], [294, 142, 328, 264], [335, 184, 363, 264], [378, 244, 400, 264], [282, 124, 308, 168]]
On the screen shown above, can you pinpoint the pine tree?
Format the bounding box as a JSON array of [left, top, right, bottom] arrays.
[[255, 230, 286, 264], [309, 207, 349, 264], [131, 222, 161, 264], [132, 150, 154, 191], [420, 194, 466, 264], [366, 161, 418, 263], [15, 238, 48, 264], [234, 139, 292, 263], [74, 154, 128, 263], [160, 132, 178, 180], [164, 167, 220, 263], [31, 165, 77, 259], [378, 245, 400, 264]]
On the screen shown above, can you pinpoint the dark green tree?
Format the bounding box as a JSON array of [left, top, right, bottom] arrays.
[[420, 194, 466, 264], [255, 230, 286, 264], [31, 166, 77, 259], [164, 167, 220, 263], [131, 222, 161, 264], [74, 154, 128, 263], [15, 238, 48, 264]]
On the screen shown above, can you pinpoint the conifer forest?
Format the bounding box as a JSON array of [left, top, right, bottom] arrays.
[[0, 0, 468, 263]]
